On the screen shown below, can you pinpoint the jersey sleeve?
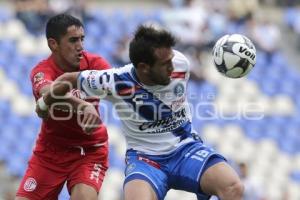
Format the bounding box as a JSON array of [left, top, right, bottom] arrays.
[[172, 50, 190, 80], [90, 55, 111, 70], [30, 67, 54, 99], [78, 69, 116, 99]]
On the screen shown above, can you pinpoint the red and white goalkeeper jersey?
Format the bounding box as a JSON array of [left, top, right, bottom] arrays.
[[30, 51, 110, 147]]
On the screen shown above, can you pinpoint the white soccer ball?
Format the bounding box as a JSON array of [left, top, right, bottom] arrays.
[[212, 34, 256, 78]]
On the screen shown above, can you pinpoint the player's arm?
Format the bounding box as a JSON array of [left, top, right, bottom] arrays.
[[42, 72, 80, 106], [38, 69, 114, 133], [41, 69, 114, 105], [31, 68, 102, 133], [31, 68, 96, 115], [34, 75, 97, 122], [40, 55, 111, 108], [36, 72, 98, 133]]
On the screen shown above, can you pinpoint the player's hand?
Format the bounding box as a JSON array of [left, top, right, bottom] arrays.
[[35, 102, 49, 119], [80, 104, 101, 135]]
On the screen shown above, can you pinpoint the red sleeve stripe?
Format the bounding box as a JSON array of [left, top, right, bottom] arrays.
[[171, 72, 186, 79]]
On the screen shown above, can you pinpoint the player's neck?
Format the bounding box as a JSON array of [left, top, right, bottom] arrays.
[[52, 54, 79, 72], [135, 68, 155, 86]]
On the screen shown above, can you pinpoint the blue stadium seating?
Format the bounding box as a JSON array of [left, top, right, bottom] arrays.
[[0, 8, 300, 200], [290, 170, 300, 183]]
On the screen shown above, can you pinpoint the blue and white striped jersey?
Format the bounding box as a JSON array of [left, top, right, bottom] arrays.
[[79, 50, 198, 155]]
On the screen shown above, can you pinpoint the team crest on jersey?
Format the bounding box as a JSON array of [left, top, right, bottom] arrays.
[[24, 177, 37, 192], [33, 72, 44, 83], [174, 83, 185, 97]]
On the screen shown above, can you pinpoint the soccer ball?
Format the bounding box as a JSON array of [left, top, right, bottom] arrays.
[[212, 34, 256, 78]]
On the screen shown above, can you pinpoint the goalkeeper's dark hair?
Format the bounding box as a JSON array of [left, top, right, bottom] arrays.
[[129, 25, 176, 68], [46, 13, 83, 42]]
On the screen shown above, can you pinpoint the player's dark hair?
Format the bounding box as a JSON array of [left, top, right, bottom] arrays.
[[46, 14, 83, 41], [129, 25, 176, 68]]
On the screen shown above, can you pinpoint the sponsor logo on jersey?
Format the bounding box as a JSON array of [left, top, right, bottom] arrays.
[[125, 163, 136, 175], [24, 177, 37, 192], [171, 96, 185, 110], [139, 108, 187, 133], [174, 83, 185, 97], [86, 71, 97, 89], [33, 79, 50, 92], [33, 72, 44, 83]]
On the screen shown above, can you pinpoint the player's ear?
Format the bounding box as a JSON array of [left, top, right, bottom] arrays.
[[47, 38, 58, 52], [137, 63, 150, 74]]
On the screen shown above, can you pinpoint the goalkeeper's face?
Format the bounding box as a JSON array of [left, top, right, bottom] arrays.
[[56, 25, 85, 70]]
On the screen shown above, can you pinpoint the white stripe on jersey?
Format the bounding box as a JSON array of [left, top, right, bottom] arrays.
[[79, 50, 196, 155]]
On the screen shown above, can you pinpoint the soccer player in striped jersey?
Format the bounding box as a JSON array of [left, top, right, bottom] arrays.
[[37, 25, 244, 200]]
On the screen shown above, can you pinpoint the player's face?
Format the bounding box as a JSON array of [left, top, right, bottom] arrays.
[[149, 48, 174, 85], [57, 25, 85, 70]]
